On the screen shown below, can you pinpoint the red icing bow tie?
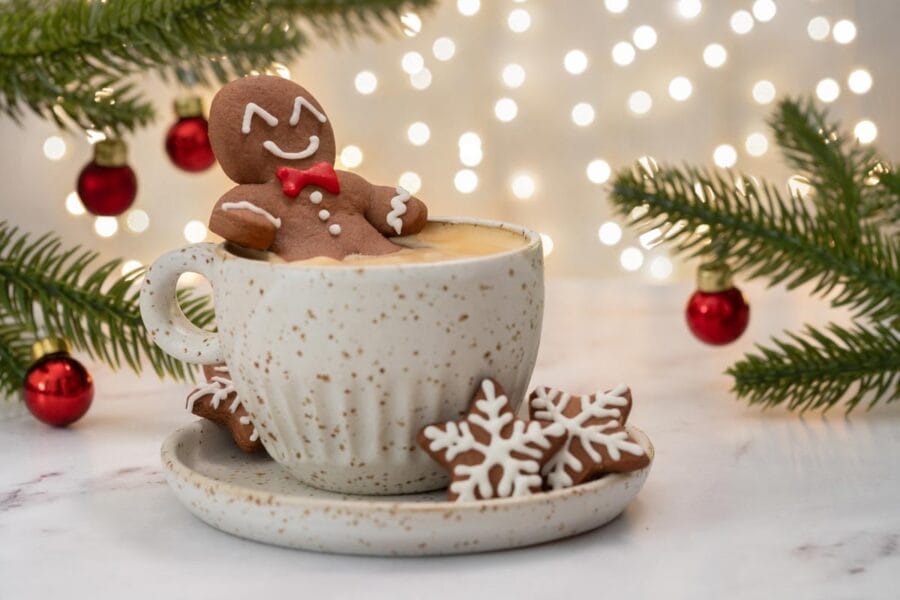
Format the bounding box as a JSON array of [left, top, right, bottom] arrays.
[[276, 162, 340, 197]]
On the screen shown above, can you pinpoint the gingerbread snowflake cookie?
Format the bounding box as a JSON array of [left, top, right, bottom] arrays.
[[417, 379, 566, 501], [186, 364, 264, 453], [529, 384, 649, 490], [206, 75, 429, 261]]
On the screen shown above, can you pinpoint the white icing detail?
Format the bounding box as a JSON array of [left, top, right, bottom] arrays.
[[329, 224, 341, 236], [531, 384, 644, 490], [221, 201, 282, 228], [262, 136, 319, 160], [318, 209, 330, 221], [249, 429, 260, 442], [241, 103, 278, 134], [423, 379, 564, 501], [289, 96, 328, 125], [386, 186, 411, 235], [309, 191, 323, 204], [186, 370, 235, 412]]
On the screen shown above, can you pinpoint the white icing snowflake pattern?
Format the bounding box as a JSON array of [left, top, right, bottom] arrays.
[[422, 379, 565, 501], [186, 366, 259, 442], [531, 385, 645, 490]]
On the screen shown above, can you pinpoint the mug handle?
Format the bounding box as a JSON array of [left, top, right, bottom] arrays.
[[140, 243, 224, 364]]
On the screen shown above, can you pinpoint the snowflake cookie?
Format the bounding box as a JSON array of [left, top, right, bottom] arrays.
[[417, 379, 566, 501], [529, 384, 649, 490], [186, 364, 264, 454]]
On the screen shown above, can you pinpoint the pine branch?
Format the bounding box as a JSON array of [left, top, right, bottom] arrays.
[[0, 0, 433, 132], [0, 221, 215, 393], [727, 323, 900, 412], [0, 319, 35, 397], [610, 165, 900, 321]]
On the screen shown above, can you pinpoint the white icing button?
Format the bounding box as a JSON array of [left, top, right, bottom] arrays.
[[309, 191, 323, 204], [329, 224, 342, 236], [318, 209, 330, 221]]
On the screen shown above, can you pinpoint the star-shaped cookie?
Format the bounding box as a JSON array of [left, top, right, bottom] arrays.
[[529, 384, 649, 490], [418, 379, 566, 501]]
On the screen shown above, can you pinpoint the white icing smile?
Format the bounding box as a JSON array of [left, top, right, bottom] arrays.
[[262, 135, 320, 160]]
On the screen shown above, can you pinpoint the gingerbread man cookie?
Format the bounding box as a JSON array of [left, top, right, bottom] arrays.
[[186, 364, 264, 453], [529, 384, 649, 490], [207, 75, 428, 261], [418, 379, 566, 501]]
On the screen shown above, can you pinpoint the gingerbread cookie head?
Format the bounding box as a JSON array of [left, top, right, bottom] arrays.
[[208, 75, 336, 184]]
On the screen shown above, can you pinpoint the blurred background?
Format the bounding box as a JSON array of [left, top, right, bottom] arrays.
[[1, 0, 896, 279]]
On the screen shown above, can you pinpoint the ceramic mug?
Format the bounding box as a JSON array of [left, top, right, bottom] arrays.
[[141, 217, 544, 495]]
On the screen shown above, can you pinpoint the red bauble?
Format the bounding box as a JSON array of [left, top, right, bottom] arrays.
[[77, 139, 137, 216], [23, 339, 93, 427], [685, 263, 750, 345], [165, 96, 215, 172]]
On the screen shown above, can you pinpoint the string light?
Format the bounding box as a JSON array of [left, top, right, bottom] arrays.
[[832, 19, 856, 44], [401, 52, 424, 75], [43, 136, 66, 160], [458, 132, 481, 148], [854, 120, 877, 144], [597, 222, 622, 246], [703, 44, 727, 68], [400, 12, 421, 37], [126, 209, 150, 233], [459, 144, 483, 167], [507, 9, 531, 33], [120, 260, 142, 276], [619, 247, 643, 271], [751, 0, 776, 23], [354, 71, 377, 95], [183, 220, 207, 243], [340, 145, 363, 167], [94, 217, 118, 238], [668, 77, 693, 101], [564, 50, 589, 75], [745, 133, 768, 157], [586, 159, 612, 184], [454, 169, 478, 193], [612, 41, 636, 66], [65, 192, 85, 216], [432, 37, 456, 61], [398, 171, 422, 194], [730, 10, 754, 35], [407, 122, 431, 145], [649, 256, 673, 280], [847, 69, 872, 94], [494, 98, 518, 122], [410, 68, 433, 90], [571, 102, 595, 126], [677, 0, 702, 19], [457, 0, 479, 16], [807, 17, 830, 41], [787, 175, 812, 198], [628, 90, 652, 115], [752, 80, 776, 104], [502, 63, 526, 88], [540, 233, 554, 257], [604, 0, 628, 14], [510, 174, 536, 200], [815, 78, 840, 103], [713, 144, 737, 168], [632, 25, 657, 50]]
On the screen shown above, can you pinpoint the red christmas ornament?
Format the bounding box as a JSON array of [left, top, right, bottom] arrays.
[[76, 139, 137, 216], [165, 96, 215, 172], [23, 338, 94, 427], [686, 262, 750, 345]]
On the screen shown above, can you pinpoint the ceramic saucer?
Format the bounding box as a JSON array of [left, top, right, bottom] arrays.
[[161, 420, 653, 556]]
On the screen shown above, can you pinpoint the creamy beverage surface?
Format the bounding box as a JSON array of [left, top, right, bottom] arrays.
[[230, 222, 530, 265]]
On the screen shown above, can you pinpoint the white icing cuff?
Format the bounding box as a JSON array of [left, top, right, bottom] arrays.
[[386, 186, 411, 235], [221, 201, 282, 228]]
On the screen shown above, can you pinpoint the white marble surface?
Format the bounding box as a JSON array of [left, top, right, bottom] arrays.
[[1, 279, 897, 599]]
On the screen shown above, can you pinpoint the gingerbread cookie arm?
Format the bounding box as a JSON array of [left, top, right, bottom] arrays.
[[364, 184, 428, 237], [209, 185, 280, 250]]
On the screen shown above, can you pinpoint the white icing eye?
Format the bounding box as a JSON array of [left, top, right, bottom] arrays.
[[290, 96, 328, 126], [242, 103, 278, 134]]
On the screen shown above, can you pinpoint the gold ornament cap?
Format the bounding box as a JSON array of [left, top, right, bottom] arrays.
[[174, 95, 204, 119], [94, 139, 128, 167], [31, 337, 71, 362], [696, 262, 734, 293]]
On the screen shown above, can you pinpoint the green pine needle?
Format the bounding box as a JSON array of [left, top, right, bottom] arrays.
[[0, 221, 215, 397]]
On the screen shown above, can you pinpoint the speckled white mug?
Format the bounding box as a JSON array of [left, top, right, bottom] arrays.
[[141, 217, 544, 495]]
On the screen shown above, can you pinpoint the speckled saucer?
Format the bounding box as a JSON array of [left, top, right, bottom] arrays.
[[161, 420, 653, 556]]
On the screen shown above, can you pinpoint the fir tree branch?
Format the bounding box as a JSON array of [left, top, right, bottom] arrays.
[[0, 222, 215, 390], [0, 319, 35, 397], [727, 323, 900, 412]]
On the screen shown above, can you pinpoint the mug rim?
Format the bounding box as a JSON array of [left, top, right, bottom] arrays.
[[217, 216, 542, 270]]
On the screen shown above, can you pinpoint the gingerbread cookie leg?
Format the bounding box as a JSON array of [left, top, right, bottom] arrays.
[[186, 364, 265, 453]]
